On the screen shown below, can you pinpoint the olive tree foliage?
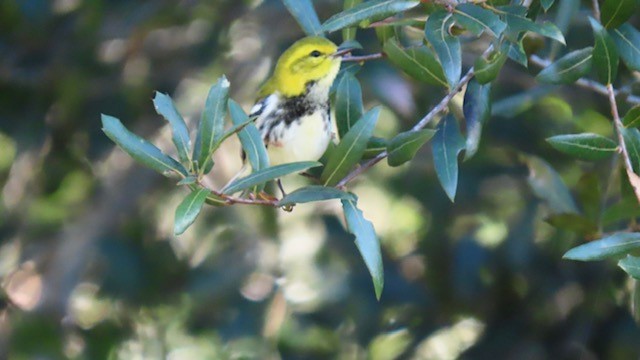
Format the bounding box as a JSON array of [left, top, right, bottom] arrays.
[[103, 0, 640, 302]]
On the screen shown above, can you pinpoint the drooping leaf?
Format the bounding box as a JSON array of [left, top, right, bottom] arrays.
[[322, 107, 380, 185], [589, 17, 619, 84], [546, 133, 618, 161], [523, 155, 578, 214], [197, 76, 230, 172], [601, 0, 640, 29], [174, 187, 210, 235], [383, 38, 448, 87], [474, 50, 508, 84], [425, 10, 461, 88], [342, 0, 363, 41], [364, 136, 388, 159], [540, 0, 555, 11], [619, 255, 640, 279], [623, 106, 640, 128], [453, 3, 507, 38], [536, 47, 593, 84], [623, 127, 640, 172], [342, 198, 384, 300], [432, 115, 465, 202], [463, 80, 491, 160], [153, 92, 191, 164], [278, 186, 356, 206], [101, 115, 188, 177], [564, 232, 640, 261], [335, 72, 364, 138], [321, 0, 420, 33], [223, 161, 321, 195], [282, 0, 323, 36], [228, 99, 269, 172], [387, 129, 436, 167], [500, 5, 565, 44], [610, 23, 640, 72]]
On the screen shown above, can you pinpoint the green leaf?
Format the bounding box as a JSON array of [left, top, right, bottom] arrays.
[[321, 107, 381, 186], [463, 80, 491, 160], [546, 133, 618, 161], [174, 187, 210, 235], [101, 115, 188, 177], [425, 10, 461, 88], [564, 232, 640, 261], [282, 0, 323, 36], [610, 23, 640, 72], [432, 115, 465, 202], [523, 155, 578, 214], [383, 39, 448, 87], [177, 176, 197, 186], [321, 0, 420, 33], [540, 0, 555, 11], [197, 76, 230, 173], [453, 3, 507, 38], [228, 99, 269, 171], [335, 72, 364, 139], [278, 186, 356, 206], [387, 129, 436, 167], [623, 127, 640, 172], [342, 0, 363, 41], [601, 0, 639, 29], [619, 255, 640, 279], [546, 213, 598, 236], [501, 5, 565, 44], [603, 198, 640, 226], [474, 50, 508, 84], [223, 161, 321, 195], [506, 39, 528, 67], [536, 47, 593, 84], [364, 136, 388, 159], [342, 198, 384, 300], [624, 106, 640, 128], [153, 92, 191, 164], [218, 114, 257, 145], [589, 17, 620, 84]]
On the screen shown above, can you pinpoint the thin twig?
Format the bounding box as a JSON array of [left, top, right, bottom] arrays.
[[342, 53, 384, 62], [591, 0, 601, 22]]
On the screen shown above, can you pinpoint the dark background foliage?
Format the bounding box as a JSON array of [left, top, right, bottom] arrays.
[[0, 0, 639, 358]]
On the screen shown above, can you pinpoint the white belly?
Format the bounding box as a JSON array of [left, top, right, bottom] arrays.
[[267, 111, 332, 166]]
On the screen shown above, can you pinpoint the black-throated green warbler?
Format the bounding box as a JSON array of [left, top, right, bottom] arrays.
[[249, 36, 350, 166]]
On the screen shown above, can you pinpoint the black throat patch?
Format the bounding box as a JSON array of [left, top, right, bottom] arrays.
[[280, 80, 319, 125]]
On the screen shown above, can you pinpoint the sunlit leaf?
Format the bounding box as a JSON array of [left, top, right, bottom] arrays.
[[322, 107, 380, 185], [321, 0, 420, 33], [342, 198, 384, 300], [564, 232, 640, 261], [453, 3, 507, 38], [619, 255, 640, 279], [278, 186, 356, 206], [153, 92, 191, 164], [601, 0, 639, 29], [335, 72, 364, 138], [223, 162, 321, 195], [197, 76, 229, 173], [623, 106, 640, 128], [101, 114, 188, 177], [610, 23, 640, 72], [282, 0, 323, 36], [546, 133, 618, 160], [425, 10, 461, 88], [387, 129, 436, 167], [383, 38, 448, 87], [174, 187, 210, 235], [589, 17, 619, 84], [523, 155, 578, 214], [536, 47, 593, 84], [463, 80, 491, 160], [432, 115, 465, 202]]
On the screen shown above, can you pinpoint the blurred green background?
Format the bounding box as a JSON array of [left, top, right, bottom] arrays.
[[1, 0, 639, 358]]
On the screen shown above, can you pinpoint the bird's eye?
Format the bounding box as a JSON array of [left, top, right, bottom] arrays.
[[310, 50, 322, 57]]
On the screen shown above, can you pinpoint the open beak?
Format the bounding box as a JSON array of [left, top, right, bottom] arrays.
[[332, 47, 355, 58]]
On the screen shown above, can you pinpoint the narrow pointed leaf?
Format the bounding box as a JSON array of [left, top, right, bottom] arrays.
[[335, 72, 364, 138], [546, 133, 618, 160], [383, 38, 448, 87], [590, 17, 619, 84], [387, 129, 436, 167], [619, 255, 640, 279], [321, 0, 420, 33], [601, 0, 639, 29], [506, 40, 528, 67], [282, 0, 323, 36], [197, 76, 230, 172], [564, 232, 640, 261], [425, 10, 461, 88], [364, 136, 388, 159], [453, 4, 507, 38], [278, 186, 356, 206], [610, 24, 640, 72], [153, 92, 191, 164], [474, 50, 507, 84], [623, 106, 640, 128], [623, 127, 640, 172], [174, 188, 210, 235], [223, 162, 321, 194], [501, 6, 565, 44], [523, 155, 578, 214], [229, 100, 269, 171], [432, 115, 465, 201], [322, 107, 380, 186], [101, 115, 188, 177], [463, 80, 491, 160], [342, 198, 384, 300], [536, 47, 593, 84], [342, 0, 363, 41]]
